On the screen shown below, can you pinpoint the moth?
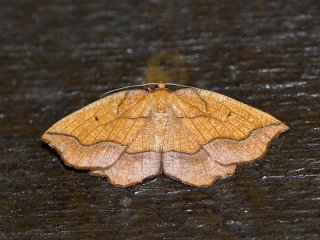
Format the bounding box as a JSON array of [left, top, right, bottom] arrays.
[[42, 83, 288, 187]]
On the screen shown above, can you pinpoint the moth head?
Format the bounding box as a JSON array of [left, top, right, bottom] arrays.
[[156, 83, 167, 89]]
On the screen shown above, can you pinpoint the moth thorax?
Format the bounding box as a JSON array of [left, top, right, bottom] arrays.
[[156, 98, 169, 113]]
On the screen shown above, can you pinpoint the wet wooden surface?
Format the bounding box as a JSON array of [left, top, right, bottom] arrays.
[[1, 1, 319, 239]]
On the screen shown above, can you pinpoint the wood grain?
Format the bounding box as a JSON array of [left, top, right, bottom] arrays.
[[1, 1, 319, 239]]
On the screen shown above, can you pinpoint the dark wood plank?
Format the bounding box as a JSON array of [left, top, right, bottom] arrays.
[[1, 1, 319, 239]]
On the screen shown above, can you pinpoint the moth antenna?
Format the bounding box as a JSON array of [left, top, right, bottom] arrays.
[[100, 83, 158, 98], [166, 83, 195, 89]]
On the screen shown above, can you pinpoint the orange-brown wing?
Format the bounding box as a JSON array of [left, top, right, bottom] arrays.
[[162, 88, 288, 187], [42, 89, 162, 187], [44, 90, 150, 146]]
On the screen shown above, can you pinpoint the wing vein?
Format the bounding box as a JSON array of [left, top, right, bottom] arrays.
[[84, 92, 148, 143]]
